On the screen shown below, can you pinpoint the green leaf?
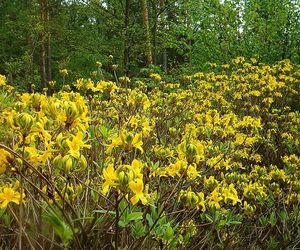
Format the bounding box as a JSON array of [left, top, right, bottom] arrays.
[[127, 212, 143, 222], [269, 211, 277, 226], [131, 220, 146, 238], [99, 125, 110, 139], [218, 219, 226, 228], [146, 213, 154, 227], [90, 189, 99, 202], [205, 214, 214, 223], [164, 226, 174, 240], [43, 209, 74, 245], [229, 220, 242, 225], [259, 216, 268, 226], [93, 209, 116, 215], [0, 208, 6, 218], [118, 220, 128, 227]]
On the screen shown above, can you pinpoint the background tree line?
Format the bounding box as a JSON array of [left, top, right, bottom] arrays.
[[1, 0, 300, 89]]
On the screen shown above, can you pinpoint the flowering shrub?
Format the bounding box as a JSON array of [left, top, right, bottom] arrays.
[[0, 58, 300, 249]]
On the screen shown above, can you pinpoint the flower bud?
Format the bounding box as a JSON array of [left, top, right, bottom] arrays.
[[56, 133, 68, 151], [65, 103, 78, 120], [125, 132, 134, 144], [78, 155, 87, 171], [118, 171, 129, 186], [63, 155, 73, 172], [186, 144, 197, 156], [111, 64, 118, 71], [15, 113, 34, 131], [53, 154, 64, 170], [191, 193, 199, 205]]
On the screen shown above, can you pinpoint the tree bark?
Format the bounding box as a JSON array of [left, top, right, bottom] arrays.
[[124, 0, 130, 76], [141, 0, 153, 66], [152, 0, 158, 65], [47, 5, 52, 82], [160, 0, 167, 72], [39, 0, 47, 88]]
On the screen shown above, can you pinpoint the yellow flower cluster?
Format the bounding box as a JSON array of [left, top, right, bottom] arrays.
[[102, 159, 148, 205], [0, 57, 300, 248]]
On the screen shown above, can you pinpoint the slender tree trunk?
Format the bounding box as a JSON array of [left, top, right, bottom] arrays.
[[47, 7, 52, 82], [39, 0, 47, 88], [124, 0, 130, 76], [152, 1, 158, 65], [160, 0, 167, 72], [141, 0, 153, 66]]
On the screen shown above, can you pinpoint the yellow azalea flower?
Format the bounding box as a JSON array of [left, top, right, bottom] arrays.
[[0, 187, 22, 208], [106, 130, 144, 154], [129, 178, 147, 205], [127, 159, 143, 180], [119, 76, 131, 84], [66, 132, 91, 159], [102, 164, 118, 195], [187, 164, 200, 180], [177, 140, 205, 163], [165, 160, 187, 177], [179, 188, 206, 211], [141, 119, 151, 137], [128, 90, 150, 109], [130, 133, 144, 153], [59, 69, 68, 76], [20, 93, 31, 105], [208, 188, 222, 209], [150, 73, 161, 82], [106, 137, 122, 154], [57, 111, 67, 123], [0, 149, 11, 174], [243, 201, 256, 214], [153, 146, 174, 160], [204, 176, 218, 189], [31, 117, 51, 141], [129, 116, 140, 129], [197, 192, 206, 212], [235, 133, 246, 145], [0, 74, 6, 86], [222, 184, 241, 206], [243, 182, 266, 198], [25, 146, 52, 164]]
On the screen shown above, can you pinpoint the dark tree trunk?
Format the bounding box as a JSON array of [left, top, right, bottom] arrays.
[[152, 0, 158, 65], [47, 6, 52, 82], [39, 0, 47, 88], [160, 0, 167, 72], [124, 0, 130, 76], [141, 0, 153, 66]]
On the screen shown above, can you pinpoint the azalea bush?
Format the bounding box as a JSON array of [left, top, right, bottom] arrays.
[[0, 58, 300, 249]]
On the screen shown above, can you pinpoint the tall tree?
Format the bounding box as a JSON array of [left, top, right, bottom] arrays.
[[124, 0, 131, 76], [141, 0, 153, 66], [39, 0, 48, 88]]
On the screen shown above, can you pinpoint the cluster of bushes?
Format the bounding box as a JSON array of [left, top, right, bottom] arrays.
[[0, 58, 299, 249]]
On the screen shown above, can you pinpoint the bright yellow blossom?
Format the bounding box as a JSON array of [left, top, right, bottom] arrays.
[[129, 178, 147, 205], [0, 187, 22, 208], [208, 188, 222, 208], [102, 164, 118, 195]]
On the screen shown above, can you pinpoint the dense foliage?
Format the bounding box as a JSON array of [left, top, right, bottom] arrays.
[[0, 58, 300, 249]]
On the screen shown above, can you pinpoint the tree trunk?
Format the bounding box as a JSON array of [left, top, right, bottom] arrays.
[[124, 0, 130, 76], [141, 0, 153, 66], [39, 0, 47, 88], [152, 1, 158, 65], [47, 6, 52, 82], [160, 0, 167, 72]]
